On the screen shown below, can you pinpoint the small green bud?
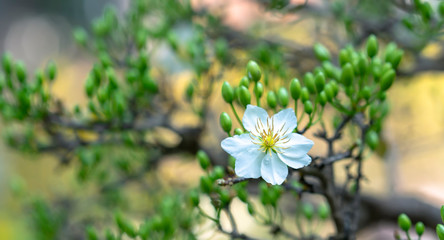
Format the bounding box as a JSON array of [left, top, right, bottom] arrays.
[[222, 81, 234, 103], [318, 203, 330, 220], [220, 112, 232, 133], [86, 226, 99, 240], [277, 87, 289, 107], [304, 101, 313, 115], [234, 128, 243, 135], [200, 176, 212, 193], [246, 60, 261, 82], [313, 43, 331, 62], [318, 91, 327, 106], [437, 224, 444, 240], [189, 190, 200, 207], [315, 72, 326, 93], [371, 58, 382, 80], [254, 82, 264, 99], [441, 205, 444, 223], [340, 63, 354, 86], [73, 28, 88, 46], [290, 78, 301, 100], [186, 82, 194, 100], [97, 87, 108, 105], [302, 203, 314, 221], [366, 35, 378, 58], [301, 87, 310, 102], [386, 49, 403, 69], [360, 86, 371, 101], [211, 166, 225, 180], [46, 61, 57, 81], [419, 2, 433, 22], [366, 130, 379, 150], [439, 2, 444, 18], [324, 83, 334, 102], [378, 91, 386, 101], [219, 189, 231, 206], [125, 69, 138, 84], [228, 156, 236, 169], [304, 73, 316, 94], [15, 61, 26, 83], [398, 213, 411, 232], [197, 150, 210, 170], [2, 53, 13, 75], [330, 80, 339, 97], [237, 188, 248, 202], [239, 86, 251, 107], [267, 91, 277, 109], [322, 62, 336, 79], [99, 52, 113, 68], [339, 49, 350, 67], [247, 203, 255, 215], [415, 222, 425, 236], [142, 75, 158, 93], [85, 77, 95, 98], [380, 69, 395, 91], [358, 54, 368, 76], [239, 76, 250, 88]]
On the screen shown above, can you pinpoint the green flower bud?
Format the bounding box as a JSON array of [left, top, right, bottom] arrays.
[[239, 76, 249, 88], [46, 61, 57, 81], [340, 63, 354, 86], [304, 101, 313, 115], [85, 77, 95, 98], [199, 176, 212, 194], [318, 203, 330, 220], [301, 87, 310, 102], [267, 91, 277, 109], [339, 49, 350, 67], [219, 189, 231, 206], [239, 86, 251, 107], [15, 61, 26, 83], [380, 69, 395, 91], [290, 78, 301, 100], [211, 166, 225, 180], [419, 2, 433, 22], [246, 60, 261, 82], [322, 62, 336, 79], [318, 91, 327, 106], [324, 83, 334, 102], [186, 82, 194, 100], [247, 203, 255, 215], [360, 86, 371, 101], [189, 190, 200, 207], [304, 73, 316, 94], [302, 203, 314, 221], [222, 81, 234, 103], [228, 156, 236, 169], [315, 72, 326, 93], [234, 128, 243, 135], [220, 112, 232, 133], [2, 53, 13, 75], [387, 49, 403, 70], [142, 75, 158, 93], [378, 92, 386, 101], [277, 87, 289, 107], [441, 205, 444, 223], [237, 188, 248, 202], [86, 226, 99, 240], [371, 58, 382, 80], [99, 52, 113, 68], [254, 82, 264, 99], [415, 221, 425, 236], [330, 80, 339, 97], [97, 87, 108, 105], [313, 43, 331, 62], [398, 213, 411, 232], [439, 2, 444, 18], [73, 28, 88, 46], [358, 54, 368, 76], [197, 150, 210, 170], [125, 69, 138, 84], [437, 224, 444, 240], [366, 130, 379, 150], [366, 35, 378, 58]]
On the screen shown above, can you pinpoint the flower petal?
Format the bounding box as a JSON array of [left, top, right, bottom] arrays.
[[242, 105, 269, 133], [221, 133, 264, 178], [271, 108, 297, 135], [277, 133, 314, 169], [260, 153, 288, 185]]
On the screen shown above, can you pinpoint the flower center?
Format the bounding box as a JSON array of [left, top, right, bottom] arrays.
[[250, 117, 290, 154]]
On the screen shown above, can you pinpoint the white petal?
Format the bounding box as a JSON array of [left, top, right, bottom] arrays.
[[260, 153, 288, 185], [242, 105, 269, 133], [276, 133, 314, 169], [221, 133, 264, 178], [271, 108, 297, 135]]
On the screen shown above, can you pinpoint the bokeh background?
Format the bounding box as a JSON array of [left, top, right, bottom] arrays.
[[1, 0, 444, 239]]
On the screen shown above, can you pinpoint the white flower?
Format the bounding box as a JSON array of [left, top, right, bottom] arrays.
[[221, 105, 314, 185]]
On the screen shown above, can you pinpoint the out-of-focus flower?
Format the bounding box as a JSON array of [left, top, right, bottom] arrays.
[[221, 105, 314, 185]]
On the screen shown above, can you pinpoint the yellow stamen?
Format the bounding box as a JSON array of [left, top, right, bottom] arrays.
[[250, 117, 290, 154]]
